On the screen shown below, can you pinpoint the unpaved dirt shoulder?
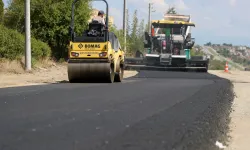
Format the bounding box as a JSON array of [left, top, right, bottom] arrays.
[[0, 64, 138, 88], [209, 70, 250, 150], [226, 83, 250, 150]]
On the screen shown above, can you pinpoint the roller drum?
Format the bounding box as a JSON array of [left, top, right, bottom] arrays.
[[68, 62, 114, 83]]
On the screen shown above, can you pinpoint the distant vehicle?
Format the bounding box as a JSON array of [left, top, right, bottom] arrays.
[[125, 14, 209, 72], [67, 0, 125, 83]]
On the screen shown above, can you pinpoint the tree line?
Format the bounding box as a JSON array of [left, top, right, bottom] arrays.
[[2, 0, 91, 60], [0, 0, 180, 62], [111, 6, 177, 56], [109, 9, 148, 56], [0, 0, 3, 23], [0, 0, 150, 61]]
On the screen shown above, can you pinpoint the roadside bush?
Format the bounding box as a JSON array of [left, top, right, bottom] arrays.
[[4, 0, 91, 60], [31, 38, 51, 59], [0, 25, 24, 60], [208, 59, 226, 70], [0, 25, 51, 61]]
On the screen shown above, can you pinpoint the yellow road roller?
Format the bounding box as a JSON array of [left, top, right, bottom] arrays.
[[68, 0, 125, 83]]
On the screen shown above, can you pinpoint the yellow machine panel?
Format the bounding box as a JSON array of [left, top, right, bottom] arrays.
[[69, 42, 114, 59], [151, 20, 195, 27], [72, 42, 107, 51]]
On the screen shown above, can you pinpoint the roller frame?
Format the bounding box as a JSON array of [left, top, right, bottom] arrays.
[[68, 0, 125, 83]]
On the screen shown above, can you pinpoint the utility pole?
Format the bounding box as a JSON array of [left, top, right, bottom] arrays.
[[148, 3, 151, 33], [25, 0, 31, 71], [148, 3, 155, 53], [148, 3, 155, 33], [123, 0, 127, 53]]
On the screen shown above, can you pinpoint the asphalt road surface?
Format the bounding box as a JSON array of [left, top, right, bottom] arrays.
[[0, 71, 234, 150]]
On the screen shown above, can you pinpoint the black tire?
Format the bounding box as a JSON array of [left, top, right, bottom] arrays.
[[107, 63, 115, 83], [69, 79, 77, 83], [204, 63, 208, 73], [68, 64, 78, 83], [114, 63, 124, 82]]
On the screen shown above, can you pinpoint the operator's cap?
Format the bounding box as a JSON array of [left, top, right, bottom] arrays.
[[98, 10, 105, 15]]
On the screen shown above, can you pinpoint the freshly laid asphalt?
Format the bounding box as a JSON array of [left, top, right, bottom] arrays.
[[0, 71, 234, 150]]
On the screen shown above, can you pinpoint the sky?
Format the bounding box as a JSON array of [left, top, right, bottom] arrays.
[[3, 0, 250, 46]]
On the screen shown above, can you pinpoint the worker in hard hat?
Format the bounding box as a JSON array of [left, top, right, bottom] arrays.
[[92, 10, 106, 25]]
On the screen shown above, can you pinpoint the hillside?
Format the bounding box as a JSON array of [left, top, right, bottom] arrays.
[[202, 43, 250, 71], [201, 46, 245, 71]]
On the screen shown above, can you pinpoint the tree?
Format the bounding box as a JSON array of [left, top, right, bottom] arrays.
[[137, 19, 145, 52], [166, 7, 177, 14], [129, 10, 138, 53], [0, 0, 3, 23], [109, 24, 125, 50], [4, 0, 24, 31], [126, 9, 130, 37], [4, 0, 91, 59], [125, 8, 130, 51], [205, 42, 212, 46], [145, 23, 149, 32]]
